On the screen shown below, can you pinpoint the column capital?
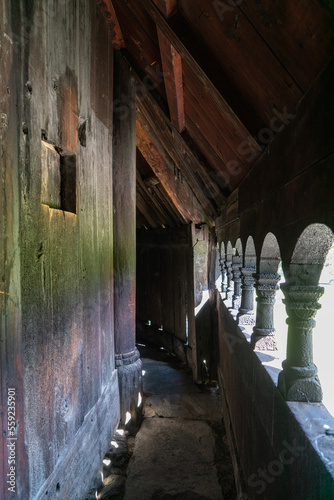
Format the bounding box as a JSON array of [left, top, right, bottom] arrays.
[[241, 267, 256, 287], [280, 284, 324, 322], [254, 272, 280, 288]]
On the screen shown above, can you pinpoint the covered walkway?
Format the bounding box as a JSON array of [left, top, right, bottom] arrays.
[[89, 343, 236, 500]]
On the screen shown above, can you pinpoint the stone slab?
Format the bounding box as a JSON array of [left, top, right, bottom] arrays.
[[144, 393, 222, 421], [142, 363, 201, 395], [124, 418, 222, 500]]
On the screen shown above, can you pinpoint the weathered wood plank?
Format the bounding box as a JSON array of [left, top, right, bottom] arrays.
[[137, 151, 181, 227], [137, 0, 260, 156], [132, 67, 220, 217], [173, 246, 187, 342], [168, 12, 265, 135], [136, 189, 160, 228], [137, 103, 218, 218], [157, 27, 185, 132], [97, 0, 125, 49], [177, 0, 303, 124], [239, 56, 334, 214], [111, 0, 166, 100], [184, 86, 248, 188], [239, 0, 334, 92], [183, 60, 257, 169], [136, 112, 209, 224]]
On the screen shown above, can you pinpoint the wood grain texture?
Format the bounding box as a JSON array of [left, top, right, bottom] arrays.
[[131, 65, 221, 216], [178, 0, 303, 124], [239, 0, 334, 92], [137, 115, 207, 224], [157, 27, 185, 132]]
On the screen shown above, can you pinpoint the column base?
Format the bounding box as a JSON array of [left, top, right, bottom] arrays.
[[116, 349, 143, 433], [278, 362, 322, 402], [251, 329, 277, 350], [237, 310, 255, 326], [223, 292, 233, 307]]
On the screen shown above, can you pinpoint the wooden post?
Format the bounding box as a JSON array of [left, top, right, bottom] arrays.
[[113, 51, 142, 430]]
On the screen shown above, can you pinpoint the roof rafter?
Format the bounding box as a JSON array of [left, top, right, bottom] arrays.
[[157, 27, 185, 133], [137, 0, 261, 160], [129, 62, 221, 217], [136, 113, 210, 225]]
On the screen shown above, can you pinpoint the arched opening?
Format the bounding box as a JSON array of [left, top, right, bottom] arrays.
[[224, 241, 234, 307], [252, 232, 286, 354], [214, 242, 222, 290], [306, 226, 334, 414], [237, 236, 256, 328], [279, 223, 334, 403]]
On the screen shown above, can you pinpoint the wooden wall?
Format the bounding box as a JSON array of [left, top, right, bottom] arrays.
[[136, 226, 194, 348], [0, 2, 119, 499]]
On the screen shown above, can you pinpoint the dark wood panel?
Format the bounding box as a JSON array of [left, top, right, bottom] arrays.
[[160, 246, 175, 333], [239, 0, 334, 92], [183, 61, 260, 166], [184, 86, 248, 189], [168, 12, 265, 136], [111, 0, 167, 100], [173, 246, 187, 341], [150, 246, 162, 327], [184, 114, 236, 192], [178, 0, 303, 124]]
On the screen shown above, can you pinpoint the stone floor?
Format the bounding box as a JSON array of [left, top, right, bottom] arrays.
[[85, 344, 236, 500]]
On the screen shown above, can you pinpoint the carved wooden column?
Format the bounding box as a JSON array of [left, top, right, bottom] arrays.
[[250, 273, 280, 350], [113, 51, 142, 429], [237, 266, 256, 325], [278, 284, 324, 402]]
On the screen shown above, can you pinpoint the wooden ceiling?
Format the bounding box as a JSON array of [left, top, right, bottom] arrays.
[[102, 0, 334, 228]]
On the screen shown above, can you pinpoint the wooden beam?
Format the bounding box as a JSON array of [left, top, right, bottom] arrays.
[[137, 150, 180, 227], [137, 0, 260, 158], [97, 0, 125, 49], [128, 62, 221, 216], [136, 115, 209, 225], [151, 0, 177, 18], [157, 27, 185, 132]]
